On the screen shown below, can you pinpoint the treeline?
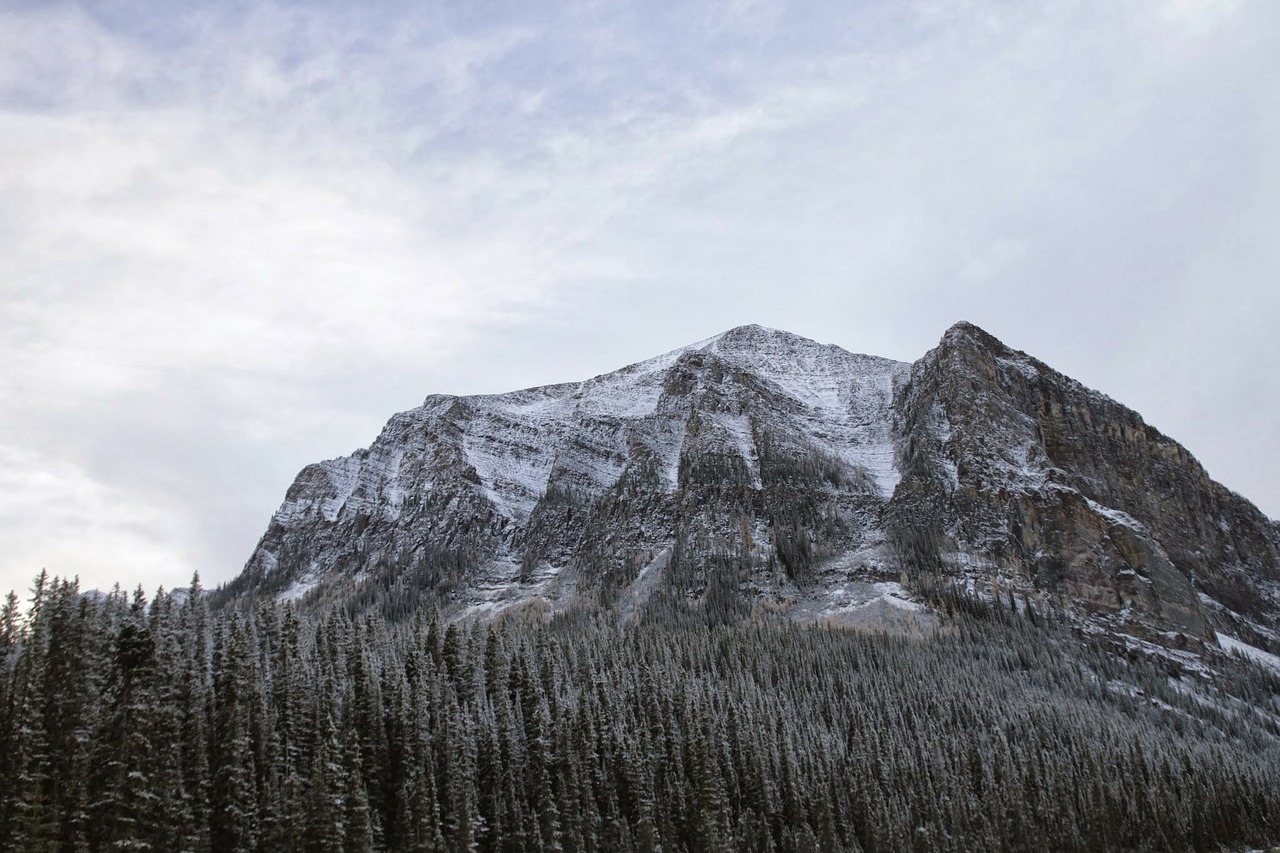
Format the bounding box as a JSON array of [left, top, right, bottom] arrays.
[[2, 570, 1280, 852]]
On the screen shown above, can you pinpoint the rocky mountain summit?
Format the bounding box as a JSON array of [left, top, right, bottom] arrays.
[[225, 322, 1280, 664]]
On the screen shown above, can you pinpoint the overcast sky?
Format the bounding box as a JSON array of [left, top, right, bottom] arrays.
[[2, 0, 1277, 597]]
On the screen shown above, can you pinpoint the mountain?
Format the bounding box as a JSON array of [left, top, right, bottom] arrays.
[[224, 322, 1280, 664]]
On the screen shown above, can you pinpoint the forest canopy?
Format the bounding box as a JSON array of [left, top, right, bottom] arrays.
[[2, 571, 1279, 852]]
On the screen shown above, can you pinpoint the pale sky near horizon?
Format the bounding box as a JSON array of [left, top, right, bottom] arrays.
[[2, 0, 1278, 597]]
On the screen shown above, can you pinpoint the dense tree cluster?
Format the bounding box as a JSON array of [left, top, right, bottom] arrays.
[[2, 569, 1279, 852]]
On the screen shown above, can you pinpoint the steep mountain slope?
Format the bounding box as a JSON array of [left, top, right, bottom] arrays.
[[226, 322, 1280, 661], [892, 323, 1280, 653], [233, 325, 910, 615]]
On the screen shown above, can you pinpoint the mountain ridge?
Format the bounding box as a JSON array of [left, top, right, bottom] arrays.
[[224, 321, 1280, 668]]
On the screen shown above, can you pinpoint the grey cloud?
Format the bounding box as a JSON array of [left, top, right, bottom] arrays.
[[1, 0, 1277, 596]]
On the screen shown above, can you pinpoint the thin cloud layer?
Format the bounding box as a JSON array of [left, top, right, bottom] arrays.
[[1, 0, 1277, 596]]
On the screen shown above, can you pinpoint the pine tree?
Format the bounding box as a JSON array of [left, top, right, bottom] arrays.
[[177, 575, 214, 852], [7, 643, 56, 852], [209, 617, 261, 852], [343, 721, 375, 853], [306, 712, 347, 853]]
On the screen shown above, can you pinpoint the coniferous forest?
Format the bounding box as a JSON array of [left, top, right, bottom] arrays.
[[2, 571, 1280, 852]]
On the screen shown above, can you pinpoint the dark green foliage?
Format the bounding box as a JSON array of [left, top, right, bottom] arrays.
[[1, 572, 1279, 851], [520, 483, 590, 581], [347, 544, 480, 622], [756, 433, 857, 492], [753, 431, 873, 586], [679, 448, 754, 493]]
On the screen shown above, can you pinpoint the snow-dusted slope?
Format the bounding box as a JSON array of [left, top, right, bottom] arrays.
[[230, 322, 1280, 661], [265, 324, 906, 532], [700, 326, 904, 497]]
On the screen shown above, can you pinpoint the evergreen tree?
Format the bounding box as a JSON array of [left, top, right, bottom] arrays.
[[0, 574, 1278, 851], [209, 618, 261, 852]]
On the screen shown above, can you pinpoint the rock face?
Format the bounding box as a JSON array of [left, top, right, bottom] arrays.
[[892, 323, 1279, 650], [228, 322, 1280, 655]]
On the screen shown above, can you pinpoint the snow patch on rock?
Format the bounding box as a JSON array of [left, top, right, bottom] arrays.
[[1218, 633, 1280, 674]]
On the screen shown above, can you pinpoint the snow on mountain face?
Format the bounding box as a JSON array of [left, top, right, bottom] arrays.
[[458, 325, 907, 507], [269, 325, 906, 528], [701, 326, 905, 497], [231, 322, 1280, 662]]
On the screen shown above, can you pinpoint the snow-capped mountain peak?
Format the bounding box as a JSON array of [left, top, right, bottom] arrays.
[[229, 323, 1280, 663]]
